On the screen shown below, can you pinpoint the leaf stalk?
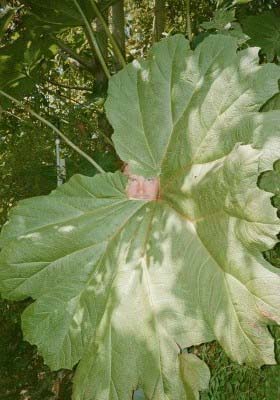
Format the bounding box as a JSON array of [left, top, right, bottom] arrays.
[[72, 0, 111, 80], [0, 90, 105, 173], [89, 0, 126, 69], [186, 0, 192, 41]]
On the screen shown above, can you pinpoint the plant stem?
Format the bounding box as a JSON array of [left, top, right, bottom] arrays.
[[112, 0, 126, 70], [51, 36, 95, 73], [153, 0, 166, 43], [0, 90, 105, 173], [89, 0, 126, 68], [72, 0, 111, 80], [96, 128, 114, 147], [185, 0, 192, 41]]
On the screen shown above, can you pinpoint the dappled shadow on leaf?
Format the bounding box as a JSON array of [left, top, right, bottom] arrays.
[[1, 163, 280, 398], [2, 32, 280, 396]]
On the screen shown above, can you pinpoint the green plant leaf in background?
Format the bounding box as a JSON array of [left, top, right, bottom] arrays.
[[215, 0, 253, 9], [0, 0, 119, 106], [201, 9, 236, 31], [261, 89, 280, 266], [241, 10, 280, 61], [232, 0, 253, 4], [0, 21, 58, 107], [259, 160, 280, 197], [0, 6, 18, 39], [1, 35, 280, 399], [221, 22, 249, 45], [200, 9, 249, 46], [23, 0, 120, 30], [259, 159, 280, 268]]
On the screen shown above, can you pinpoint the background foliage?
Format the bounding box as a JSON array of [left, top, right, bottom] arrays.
[[0, 0, 280, 398]]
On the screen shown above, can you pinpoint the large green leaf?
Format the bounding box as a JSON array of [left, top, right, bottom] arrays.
[[241, 10, 280, 61], [179, 351, 210, 400], [106, 35, 280, 178], [1, 35, 280, 399]]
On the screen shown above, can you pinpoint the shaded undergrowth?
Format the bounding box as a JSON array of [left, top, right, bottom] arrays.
[[0, 299, 73, 400]]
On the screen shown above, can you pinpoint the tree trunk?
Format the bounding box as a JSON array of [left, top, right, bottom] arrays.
[[112, 0, 126, 70], [153, 0, 166, 43]]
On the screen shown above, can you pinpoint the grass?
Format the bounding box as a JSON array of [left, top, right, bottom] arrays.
[[198, 327, 280, 400]]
